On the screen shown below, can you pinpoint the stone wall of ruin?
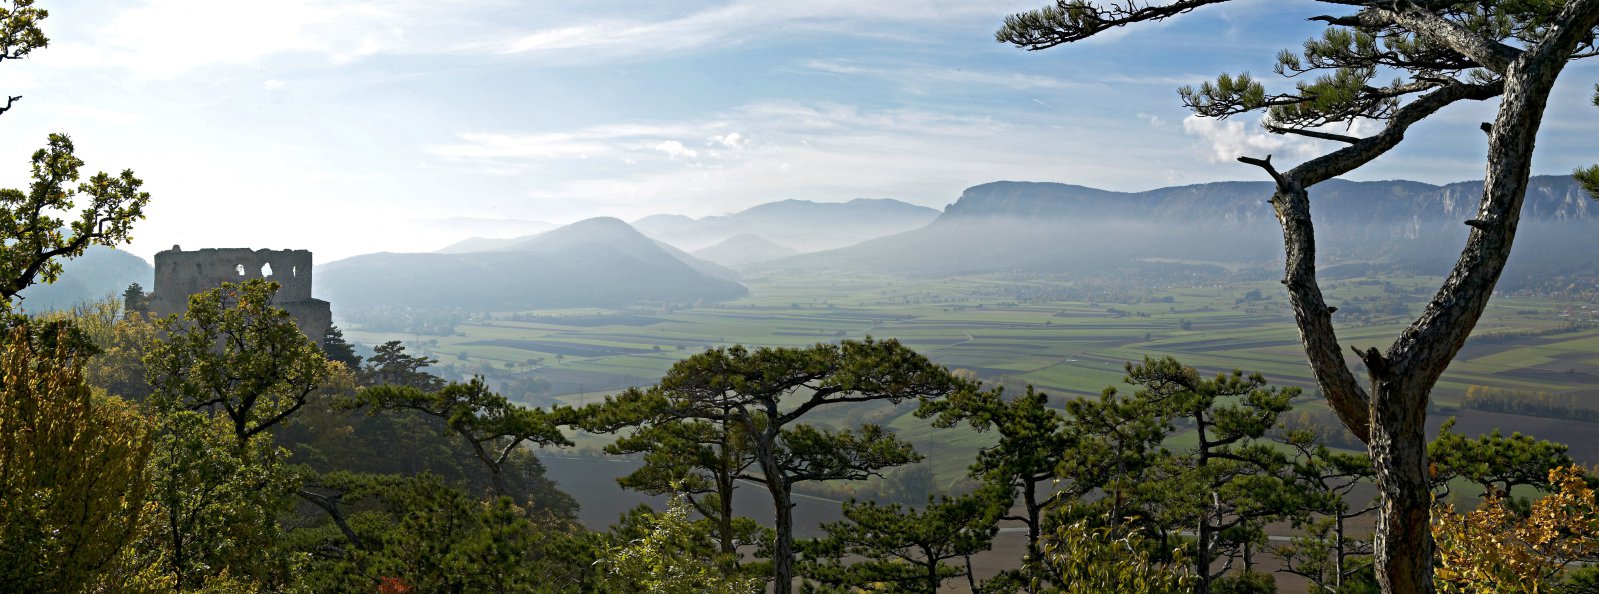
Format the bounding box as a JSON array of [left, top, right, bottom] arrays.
[[147, 247, 332, 346]]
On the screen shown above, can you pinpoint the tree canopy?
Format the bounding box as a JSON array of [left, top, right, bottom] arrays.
[[584, 337, 976, 594]]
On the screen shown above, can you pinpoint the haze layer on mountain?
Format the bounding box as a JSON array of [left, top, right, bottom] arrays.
[[13, 246, 154, 312], [756, 175, 1596, 286], [26, 175, 1597, 313], [631, 198, 940, 253], [318, 217, 746, 314]]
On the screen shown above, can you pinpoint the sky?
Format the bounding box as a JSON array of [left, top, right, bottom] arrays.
[[0, 0, 1594, 262]]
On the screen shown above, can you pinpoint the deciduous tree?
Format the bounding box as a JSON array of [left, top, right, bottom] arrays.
[[0, 323, 153, 592], [604, 493, 763, 594], [290, 470, 599, 594], [0, 3, 149, 313], [144, 409, 301, 591], [145, 279, 331, 447], [1035, 509, 1196, 594], [0, 134, 149, 307], [1433, 466, 1599, 593]]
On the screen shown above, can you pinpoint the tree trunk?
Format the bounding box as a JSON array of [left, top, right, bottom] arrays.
[[1023, 480, 1041, 562], [1335, 512, 1347, 591], [717, 413, 739, 556], [752, 420, 797, 594], [1196, 512, 1212, 594], [1237, 3, 1599, 594], [771, 482, 795, 594], [718, 471, 735, 555], [1368, 378, 1434, 594], [168, 502, 186, 590]]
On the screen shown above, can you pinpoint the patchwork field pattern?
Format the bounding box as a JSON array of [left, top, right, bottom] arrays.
[[345, 272, 1599, 489]]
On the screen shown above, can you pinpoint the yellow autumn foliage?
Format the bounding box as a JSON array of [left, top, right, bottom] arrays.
[[0, 323, 156, 592], [1433, 466, 1599, 593]]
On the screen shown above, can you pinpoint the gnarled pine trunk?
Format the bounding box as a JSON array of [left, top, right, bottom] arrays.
[[1367, 378, 1432, 593]]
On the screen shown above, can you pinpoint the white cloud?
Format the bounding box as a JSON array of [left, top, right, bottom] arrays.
[[423, 100, 1180, 219], [46, 0, 1039, 77], [801, 59, 1085, 92], [262, 79, 286, 90], [485, 1, 1038, 62], [709, 132, 748, 150], [1182, 114, 1326, 163], [428, 121, 718, 166], [46, 0, 425, 78], [654, 140, 700, 160], [1137, 112, 1165, 127]]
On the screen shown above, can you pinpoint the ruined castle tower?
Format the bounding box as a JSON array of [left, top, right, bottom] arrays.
[[146, 247, 333, 347]]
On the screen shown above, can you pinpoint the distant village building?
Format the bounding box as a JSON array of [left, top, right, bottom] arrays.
[[146, 246, 333, 347]]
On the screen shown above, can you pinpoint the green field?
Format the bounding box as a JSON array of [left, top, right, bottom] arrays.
[[342, 270, 1599, 489], [345, 273, 1599, 401]]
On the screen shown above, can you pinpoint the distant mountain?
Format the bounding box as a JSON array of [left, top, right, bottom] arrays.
[[320, 217, 746, 312], [433, 217, 739, 280], [937, 177, 1591, 233], [632, 198, 940, 252], [764, 175, 1596, 279], [500, 217, 739, 281], [692, 234, 799, 268], [14, 246, 153, 312]]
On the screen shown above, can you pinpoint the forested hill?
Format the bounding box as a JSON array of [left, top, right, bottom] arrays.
[[318, 217, 747, 313], [764, 175, 1596, 278]]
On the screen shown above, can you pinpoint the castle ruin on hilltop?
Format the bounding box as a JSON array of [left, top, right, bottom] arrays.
[[147, 247, 332, 347]]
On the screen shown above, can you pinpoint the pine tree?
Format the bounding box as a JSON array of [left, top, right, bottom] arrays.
[[997, 3, 1599, 591], [584, 338, 975, 594]]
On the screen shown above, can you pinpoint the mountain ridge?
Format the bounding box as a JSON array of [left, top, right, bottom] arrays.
[[761, 175, 1596, 277]]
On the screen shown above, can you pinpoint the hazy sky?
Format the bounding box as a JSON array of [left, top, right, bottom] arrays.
[[0, 0, 1594, 262]]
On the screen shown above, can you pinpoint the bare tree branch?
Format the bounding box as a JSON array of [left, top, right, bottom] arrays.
[[1267, 124, 1362, 144]]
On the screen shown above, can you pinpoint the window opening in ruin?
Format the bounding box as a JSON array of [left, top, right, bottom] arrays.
[[292, 266, 298, 277], [261, 263, 274, 277], [236, 264, 246, 276]]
